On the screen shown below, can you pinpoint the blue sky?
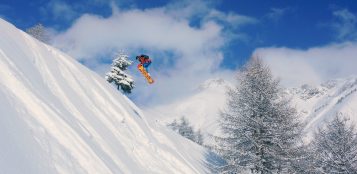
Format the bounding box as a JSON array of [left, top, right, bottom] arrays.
[[3, 0, 357, 67], [1, 0, 357, 106]]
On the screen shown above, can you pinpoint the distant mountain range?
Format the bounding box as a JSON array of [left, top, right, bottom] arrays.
[[148, 77, 357, 144]]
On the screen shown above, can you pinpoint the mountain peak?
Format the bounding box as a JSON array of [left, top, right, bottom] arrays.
[[197, 78, 230, 91]]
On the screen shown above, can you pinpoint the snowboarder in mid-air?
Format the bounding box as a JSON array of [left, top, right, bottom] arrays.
[[136, 54, 152, 72], [136, 54, 154, 84]]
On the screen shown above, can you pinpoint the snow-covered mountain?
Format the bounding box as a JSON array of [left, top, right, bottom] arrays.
[[0, 18, 219, 174], [149, 76, 357, 144], [286, 77, 357, 138], [146, 78, 232, 142]]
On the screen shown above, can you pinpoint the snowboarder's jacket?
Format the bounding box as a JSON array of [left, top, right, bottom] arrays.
[[136, 54, 151, 71]]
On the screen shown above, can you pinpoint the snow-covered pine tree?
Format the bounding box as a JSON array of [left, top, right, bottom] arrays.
[[195, 129, 204, 145], [105, 52, 134, 94], [310, 114, 357, 173], [26, 23, 49, 43], [178, 117, 196, 141], [167, 119, 179, 131], [168, 117, 204, 145], [216, 57, 303, 173]]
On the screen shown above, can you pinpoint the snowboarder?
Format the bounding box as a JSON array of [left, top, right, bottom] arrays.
[[136, 54, 154, 84], [136, 54, 152, 72]]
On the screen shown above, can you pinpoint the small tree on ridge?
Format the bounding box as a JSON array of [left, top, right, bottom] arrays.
[[106, 52, 134, 94]]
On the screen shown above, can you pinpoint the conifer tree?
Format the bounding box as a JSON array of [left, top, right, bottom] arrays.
[[168, 117, 203, 145], [168, 119, 179, 131], [195, 129, 204, 145], [106, 52, 134, 94], [310, 114, 357, 173], [26, 23, 49, 43], [178, 117, 196, 141], [216, 58, 303, 173]]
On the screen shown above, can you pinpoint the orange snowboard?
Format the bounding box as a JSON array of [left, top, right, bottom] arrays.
[[138, 64, 154, 84]]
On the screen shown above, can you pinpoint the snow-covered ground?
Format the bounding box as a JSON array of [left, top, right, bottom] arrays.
[[286, 78, 357, 139], [0, 18, 220, 174]]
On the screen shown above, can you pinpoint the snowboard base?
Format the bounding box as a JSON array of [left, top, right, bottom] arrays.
[[138, 65, 154, 84]]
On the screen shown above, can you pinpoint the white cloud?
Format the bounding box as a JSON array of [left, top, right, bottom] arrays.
[[332, 9, 357, 40], [206, 10, 257, 28], [254, 42, 357, 87], [54, 8, 224, 61], [52, 1, 255, 106]]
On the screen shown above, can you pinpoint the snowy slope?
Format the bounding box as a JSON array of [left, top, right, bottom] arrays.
[[286, 77, 357, 138], [0, 18, 217, 174]]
